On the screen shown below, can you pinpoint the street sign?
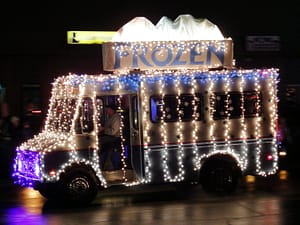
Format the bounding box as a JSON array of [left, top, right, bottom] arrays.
[[67, 31, 116, 44], [246, 35, 280, 51]]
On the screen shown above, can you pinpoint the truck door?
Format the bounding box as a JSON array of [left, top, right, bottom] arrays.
[[126, 95, 143, 177], [95, 94, 143, 175]]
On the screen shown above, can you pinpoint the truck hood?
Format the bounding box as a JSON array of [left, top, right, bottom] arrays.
[[18, 130, 72, 152]]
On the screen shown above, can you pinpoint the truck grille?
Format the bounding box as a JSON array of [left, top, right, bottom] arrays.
[[12, 149, 42, 187]]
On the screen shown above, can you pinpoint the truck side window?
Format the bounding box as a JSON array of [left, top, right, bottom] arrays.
[[96, 97, 104, 134], [75, 97, 94, 134], [244, 92, 261, 117], [212, 91, 261, 120], [180, 94, 202, 121], [150, 93, 202, 123], [82, 97, 94, 133]]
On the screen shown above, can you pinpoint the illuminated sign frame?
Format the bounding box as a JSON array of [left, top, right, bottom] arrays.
[[102, 39, 233, 71]]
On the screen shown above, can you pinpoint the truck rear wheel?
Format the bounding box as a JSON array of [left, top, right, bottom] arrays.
[[200, 159, 240, 195], [60, 168, 98, 205]]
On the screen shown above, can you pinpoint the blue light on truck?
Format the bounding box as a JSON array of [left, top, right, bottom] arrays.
[[12, 148, 42, 187]]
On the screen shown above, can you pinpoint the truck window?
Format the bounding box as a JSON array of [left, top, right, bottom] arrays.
[[75, 97, 94, 134], [150, 93, 202, 123], [96, 97, 104, 134], [48, 98, 77, 132], [244, 91, 261, 117], [212, 91, 261, 120]]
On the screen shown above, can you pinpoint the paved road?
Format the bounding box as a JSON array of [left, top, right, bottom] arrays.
[[0, 170, 300, 225]]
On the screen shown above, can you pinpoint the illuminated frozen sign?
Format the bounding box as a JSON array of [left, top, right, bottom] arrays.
[[102, 40, 233, 71], [102, 15, 233, 71]]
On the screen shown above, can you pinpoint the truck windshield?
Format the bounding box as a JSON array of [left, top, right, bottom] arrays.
[[46, 98, 78, 132]]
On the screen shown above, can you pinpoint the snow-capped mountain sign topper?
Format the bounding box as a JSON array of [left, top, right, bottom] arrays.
[[102, 14, 233, 72]]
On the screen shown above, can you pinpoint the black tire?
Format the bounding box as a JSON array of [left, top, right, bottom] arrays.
[[201, 162, 239, 195], [60, 168, 98, 205]]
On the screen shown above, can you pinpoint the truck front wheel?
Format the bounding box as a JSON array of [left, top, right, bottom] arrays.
[[60, 168, 98, 205]]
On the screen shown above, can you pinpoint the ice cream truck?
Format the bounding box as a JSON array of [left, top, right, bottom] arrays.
[[12, 15, 280, 205]]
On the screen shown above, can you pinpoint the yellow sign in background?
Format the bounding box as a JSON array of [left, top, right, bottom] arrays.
[[67, 31, 116, 44]]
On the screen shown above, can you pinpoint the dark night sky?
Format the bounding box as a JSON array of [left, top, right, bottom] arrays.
[[1, 0, 299, 75], [0, 0, 298, 66], [2, 1, 298, 33], [1, 0, 299, 54]]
